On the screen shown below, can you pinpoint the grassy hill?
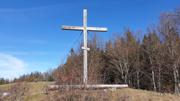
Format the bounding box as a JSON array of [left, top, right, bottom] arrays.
[[0, 82, 53, 101], [0, 82, 180, 101]]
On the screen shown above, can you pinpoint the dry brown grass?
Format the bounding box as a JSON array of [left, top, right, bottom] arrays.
[[46, 88, 180, 101], [1, 82, 180, 101]]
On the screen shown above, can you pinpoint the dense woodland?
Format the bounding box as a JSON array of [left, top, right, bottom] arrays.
[[1, 9, 180, 94]]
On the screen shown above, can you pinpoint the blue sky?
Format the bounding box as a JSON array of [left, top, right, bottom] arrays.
[[0, 0, 180, 79]]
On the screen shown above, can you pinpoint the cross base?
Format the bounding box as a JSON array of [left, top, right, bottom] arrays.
[[47, 84, 128, 91]]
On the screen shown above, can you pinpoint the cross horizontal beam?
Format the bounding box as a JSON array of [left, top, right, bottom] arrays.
[[62, 25, 108, 32]]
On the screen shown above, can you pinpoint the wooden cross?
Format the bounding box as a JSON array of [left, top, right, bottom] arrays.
[[62, 9, 107, 87]]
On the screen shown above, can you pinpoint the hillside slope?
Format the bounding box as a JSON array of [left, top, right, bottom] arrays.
[[0, 82, 180, 101]]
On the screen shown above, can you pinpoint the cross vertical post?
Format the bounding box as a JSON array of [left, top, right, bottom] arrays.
[[83, 9, 88, 86]]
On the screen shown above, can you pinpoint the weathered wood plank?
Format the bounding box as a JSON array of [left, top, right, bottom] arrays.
[[62, 25, 83, 31], [87, 27, 108, 32], [62, 26, 107, 32], [48, 84, 128, 90]]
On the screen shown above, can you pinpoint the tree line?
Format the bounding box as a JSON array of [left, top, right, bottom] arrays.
[[0, 70, 54, 85], [13, 70, 54, 82]]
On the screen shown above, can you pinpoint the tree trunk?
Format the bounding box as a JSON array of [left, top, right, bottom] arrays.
[[173, 65, 179, 94], [158, 67, 161, 92], [119, 63, 125, 82], [152, 70, 156, 91], [124, 62, 129, 84], [124, 74, 127, 84], [136, 71, 140, 89]]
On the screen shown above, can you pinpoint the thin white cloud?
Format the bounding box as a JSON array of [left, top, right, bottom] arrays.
[[0, 53, 27, 79], [27, 39, 47, 44], [0, 34, 47, 45], [3, 51, 48, 56], [0, 3, 72, 13], [0, 51, 62, 57]]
